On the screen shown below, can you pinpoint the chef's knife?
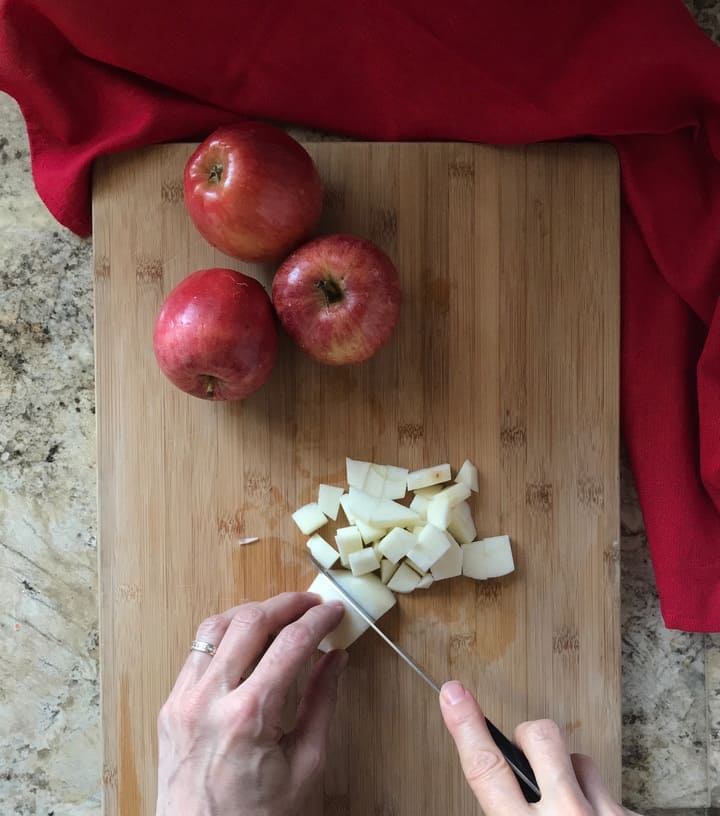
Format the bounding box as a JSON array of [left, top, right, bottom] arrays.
[[309, 556, 541, 803]]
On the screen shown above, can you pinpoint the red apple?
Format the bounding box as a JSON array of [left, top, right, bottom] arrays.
[[184, 123, 323, 262], [271, 234, 402, 365], [153, 268, 277, 400]]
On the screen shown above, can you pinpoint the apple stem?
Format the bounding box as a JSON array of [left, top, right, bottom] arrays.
[[208, 163, 223, 183], [315, 277, 344, 307]]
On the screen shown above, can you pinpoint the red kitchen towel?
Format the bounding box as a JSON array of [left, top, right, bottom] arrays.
[[2, 0, 720, 631]]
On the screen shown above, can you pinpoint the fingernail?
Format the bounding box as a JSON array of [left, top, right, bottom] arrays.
[[306, 592, 323, 603], [332, 650, 349, 674], [326, 600, 346, 614], [441, 681, 466, 706]]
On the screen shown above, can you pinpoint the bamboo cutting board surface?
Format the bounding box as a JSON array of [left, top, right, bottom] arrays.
[[93, 140, 620, 815]]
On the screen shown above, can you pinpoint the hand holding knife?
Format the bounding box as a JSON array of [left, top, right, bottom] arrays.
[[308, 556, 541, 803]]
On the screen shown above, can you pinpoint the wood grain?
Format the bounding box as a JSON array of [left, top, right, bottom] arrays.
[[93, 141, 621, 815]]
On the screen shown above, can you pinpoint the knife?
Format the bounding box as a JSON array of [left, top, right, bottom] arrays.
[[308, 556, 541, 803]]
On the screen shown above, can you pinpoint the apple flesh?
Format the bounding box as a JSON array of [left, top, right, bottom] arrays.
[[153, 268, 277, 401], [272, 234, 402, 365], [184, 122, 323, 262]]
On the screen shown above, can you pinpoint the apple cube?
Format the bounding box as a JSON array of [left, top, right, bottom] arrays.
[[409, 494, 430, 519], [455, 459, 480, 492], [387, 563, 422, 593], [417, 574, 434, 589], [291, 503, 328, 535], [380, 559, 399, 584], [349, 488, 419, 528], [462, 535, 515, 580], [406, 464, 451, 491], [377, 527, 417, 564], [448, 501, 477, 546], [363, 467, 387, 498], [413, 485, 444, 499], [346, 457, 371, 489], [306, 534, 339, 569], [405, 556, 428, 576], [426, 496, 452, 530], [382, 478, 408, 500], [407, 524, 452, 572], [335, 526, 364, 566], [309, 571, 396, 652], [435, 482, 472, 507], [430, 538, 463, 580], [339, 494, 358, 524], [355, 518, 386, 544], [317, 484, 344, 520], [386, 465, 409, 481], [349, 547, 381, 577]]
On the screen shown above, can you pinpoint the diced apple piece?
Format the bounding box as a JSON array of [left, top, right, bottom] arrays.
[[345, 488, 380, 524], [349, 488, 420, 528], [406, 464, 452, 491], [382, 478, 408, 500], [387, 563, 422, 593], [346, 457, 372, 489], [317, 484, 344, 520], [349, 547, 381, 577], [426, 496, 452, 530], [309, 571, 396, 652], [386, 465, 409, 482], [292, 503, 328, 535], [405, 556, 428, 576], [377, 527, 417, 564], [462, 535, 515, 579], [410, 524, 426, 536], [407, 524, 452, 572], [413, 485, 444, 499], [435, 482, 472, 507], [339, 494, 358, 524], [455, 459, 480, 492], [448, 501, 477, 546], [355, 518, 385, 544], [430, 538, 463, 580], [371, 463, 388, 478], [380, 559, 398, 584], [335, 526, 364, 566], [306, 534, 339, 569], [409, 494, 429, 519], [417, 574, 434, 589], [371, 497, 420, 528], [363, 467, 387, 498]]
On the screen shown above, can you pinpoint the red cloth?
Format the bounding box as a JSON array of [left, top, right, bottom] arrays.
[[2, 0, 720, 631]]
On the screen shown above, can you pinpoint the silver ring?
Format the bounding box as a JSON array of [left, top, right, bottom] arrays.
[[191, 639, 217, 656]]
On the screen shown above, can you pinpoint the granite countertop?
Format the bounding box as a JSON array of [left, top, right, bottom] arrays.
[[2, 6, 720, 812]]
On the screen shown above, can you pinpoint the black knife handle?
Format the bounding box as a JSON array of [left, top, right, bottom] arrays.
[[484, 717, 541, 803]]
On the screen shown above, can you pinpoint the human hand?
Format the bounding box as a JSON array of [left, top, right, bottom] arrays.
[[156, 592, 347, 816], [439, 681, 642, 815]]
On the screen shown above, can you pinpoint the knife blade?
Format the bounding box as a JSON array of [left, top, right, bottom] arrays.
[[308, 555, 541, 803]]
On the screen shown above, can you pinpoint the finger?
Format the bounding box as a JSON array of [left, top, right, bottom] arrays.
[[572, 753, 629, 815], [513, 720, 590, 810], [238, 601, 345, 716], [175, 604, 252, 689], [202, 592, 324, 691], [288, 650, 349, 785], [439, 681, 529, 815]]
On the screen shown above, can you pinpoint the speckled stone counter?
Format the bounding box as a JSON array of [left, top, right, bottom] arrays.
[[2, 5, 720, 812]]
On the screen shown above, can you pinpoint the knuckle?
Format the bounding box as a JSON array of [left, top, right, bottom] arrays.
[[230, 604, 267, 631], [196, 614, 226, 640], [463, 748, 506, 787], [231, 693, 265, 739], [517, 718, 562, 744], [280, 620, 315, 651], [176, 691, 207, 730]]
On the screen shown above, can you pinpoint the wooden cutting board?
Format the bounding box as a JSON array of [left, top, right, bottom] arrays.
[[93, 140, 620, 815]]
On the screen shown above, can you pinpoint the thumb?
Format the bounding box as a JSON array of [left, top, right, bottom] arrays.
[[288, 649, 348, 784]]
